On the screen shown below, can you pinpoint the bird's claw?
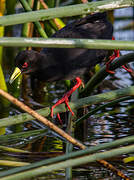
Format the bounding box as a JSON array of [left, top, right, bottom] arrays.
[[50, 77, 82, 124], [51, 97, 74, 125], [51, 106, 63, 125], [122, 65, 132, 73], [106, 37, 132, 74]]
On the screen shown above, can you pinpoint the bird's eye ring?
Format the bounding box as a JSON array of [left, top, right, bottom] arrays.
[[22, 62, 28, 68]]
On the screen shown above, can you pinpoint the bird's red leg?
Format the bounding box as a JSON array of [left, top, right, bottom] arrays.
[[106, 37, 132, 73], [122, 65, 132, 73], [106, 37, 120, 74], [51, 77, 82, 123]]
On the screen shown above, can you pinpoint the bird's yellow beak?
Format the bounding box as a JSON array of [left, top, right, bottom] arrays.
[[10, 67, 22, 84]]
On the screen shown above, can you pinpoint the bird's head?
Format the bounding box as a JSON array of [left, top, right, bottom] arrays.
[[10, 50, 41, 84]]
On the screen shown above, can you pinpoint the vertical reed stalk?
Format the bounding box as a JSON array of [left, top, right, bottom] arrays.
[[0, 0, 7, 92], [0, 0, 8, 135]]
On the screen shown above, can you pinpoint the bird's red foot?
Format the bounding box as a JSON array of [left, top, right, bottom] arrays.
[[106, 37, 120, 74], [106, 37, 132, 74], [106, 49, 120, 74], [121, 65, 132, 72], [51, 77, 82, 124]]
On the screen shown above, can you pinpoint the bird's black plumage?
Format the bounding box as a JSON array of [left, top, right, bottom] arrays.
[[14, 12, 113, 82]]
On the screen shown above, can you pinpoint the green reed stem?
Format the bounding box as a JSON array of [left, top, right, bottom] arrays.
[[1, 143, 134, 179], [0, 85, 134, 128], [19, 0, 48, 38], [0, 0, 134, 26], [1, 134, 134, 178]]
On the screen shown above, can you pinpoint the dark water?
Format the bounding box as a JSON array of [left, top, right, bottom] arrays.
[[1, 7, 134, 179]]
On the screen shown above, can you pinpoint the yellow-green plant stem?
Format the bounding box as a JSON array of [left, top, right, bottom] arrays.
[[19, 0, 47, 38], [0, 160, 29, 167], [0, 0, 7, 92], [0, 145, 27, 153], [0, 0, 8, 135]]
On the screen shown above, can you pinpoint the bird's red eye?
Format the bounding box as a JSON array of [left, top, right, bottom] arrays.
[[22, 62, 28, 68]]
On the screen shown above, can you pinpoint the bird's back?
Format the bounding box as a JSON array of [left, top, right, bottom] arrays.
[[52, 12, 112, 39], [40, 12, 113, 82]]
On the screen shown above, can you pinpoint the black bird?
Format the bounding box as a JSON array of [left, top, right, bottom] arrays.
[[10, 12, 113, 120]]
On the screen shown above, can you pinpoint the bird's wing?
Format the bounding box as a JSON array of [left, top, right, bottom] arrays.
[[52, 12, 112, 39]]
